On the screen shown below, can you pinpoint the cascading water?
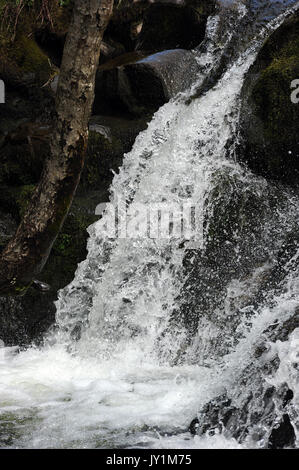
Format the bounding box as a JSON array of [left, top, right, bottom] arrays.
[[0, 0, 299, 449]]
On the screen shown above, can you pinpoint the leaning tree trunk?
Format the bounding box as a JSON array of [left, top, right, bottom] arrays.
[[0, 0, 114, 296]]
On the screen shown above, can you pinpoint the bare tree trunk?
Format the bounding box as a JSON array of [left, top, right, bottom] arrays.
[[0, 0, 114, 296]]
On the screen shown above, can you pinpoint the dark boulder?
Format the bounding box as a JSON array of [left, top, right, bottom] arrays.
[[135, 1, 215, 52], [106, 0, 150, 51], [94, 49, 199, 116], [238, 10, 299, 186]]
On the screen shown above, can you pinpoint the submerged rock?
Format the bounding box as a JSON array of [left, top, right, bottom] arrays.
[[239, 10, 299, 186]]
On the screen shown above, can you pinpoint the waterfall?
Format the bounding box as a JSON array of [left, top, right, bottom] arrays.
[[0, 0, 298, 449]]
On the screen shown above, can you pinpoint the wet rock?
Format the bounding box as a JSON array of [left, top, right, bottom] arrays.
[[192, 381, 297, 447], [31, 280, 51, 293], [262, 310, 299, 343], [247, 0, 298, 28], [239, 10, 299, 186], [186, 189, 299, 447], [94, 49, 199, 116], [190, 311, 299, 448], [268, 414, 296, 449]]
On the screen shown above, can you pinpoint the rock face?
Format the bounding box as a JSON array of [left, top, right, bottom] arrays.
[[239, 10, 299, 186], [94, 49, 199, 116]]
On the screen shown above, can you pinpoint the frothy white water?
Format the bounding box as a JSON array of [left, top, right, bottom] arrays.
[[1, 5, 299, 449]]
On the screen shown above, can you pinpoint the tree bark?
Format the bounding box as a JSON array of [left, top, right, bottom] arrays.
[[0, 0, 114, 296]]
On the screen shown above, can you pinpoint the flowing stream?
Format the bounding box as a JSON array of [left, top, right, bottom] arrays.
[[0, 0, 299, 449]]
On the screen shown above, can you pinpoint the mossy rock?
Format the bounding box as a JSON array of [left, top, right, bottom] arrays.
[[239, 10, 299, 186], [0, 34, 54, 88], [0, 0, 70, 89]]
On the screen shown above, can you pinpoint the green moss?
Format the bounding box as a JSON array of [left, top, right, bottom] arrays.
[[15, 35, 51, 76], [54, 233, 72, 254]]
